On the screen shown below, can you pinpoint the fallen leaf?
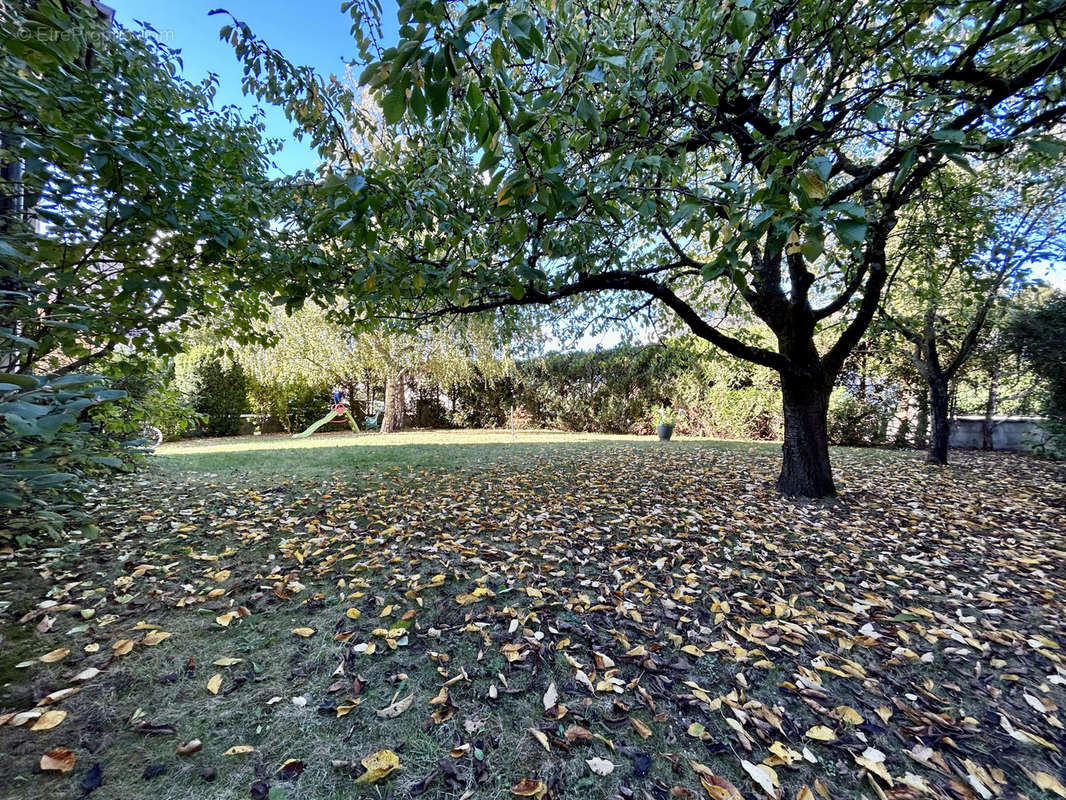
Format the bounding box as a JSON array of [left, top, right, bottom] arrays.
[[542, 682, 558, 711], [355, 749, 401, 783], [510, 778, 548, 797], [30, 710, 67, 731], [586, 756, 615, 775], [40, 747, 76, 773], [376, 693, 414, 718], [222, 745, 255, 755], [291, 627, 315, 637], [38, 648, 70, 663], [805, 725, 836, 742], [141, 631, 171, 646], [206, 674, 222, 695], [528, 728, 550, 752], [176, 739, 202, 756], [741, 759, 780, 799]]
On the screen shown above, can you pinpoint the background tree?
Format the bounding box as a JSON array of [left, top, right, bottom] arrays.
[[882, 159, 1066, 464], [1005, 290, 1066, 451], [225, 0, 1066, 496], [2, 0, 291, 379]]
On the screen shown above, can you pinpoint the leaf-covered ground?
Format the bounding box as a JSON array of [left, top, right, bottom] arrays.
[[2, 436, 1065, 800]]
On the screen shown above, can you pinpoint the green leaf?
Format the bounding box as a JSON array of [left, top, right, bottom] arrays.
[[834, 219, 867, 246], [863, 102, 887, 123], [575, 97, 600, 131], [381, 87, 407, 124]]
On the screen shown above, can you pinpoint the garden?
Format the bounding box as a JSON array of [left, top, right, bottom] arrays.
[[2, 1, 1066, 798]]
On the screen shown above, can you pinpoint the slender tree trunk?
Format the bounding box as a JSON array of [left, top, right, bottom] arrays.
[[927, 377, 950, 465], [981, 367, 999, 450], [914, 389, 929, 448], [381, 370, 406, 433], [777, 374, 835, 498]]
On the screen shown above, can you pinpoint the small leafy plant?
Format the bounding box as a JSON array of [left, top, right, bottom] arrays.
[[653, 406, 678, 426]]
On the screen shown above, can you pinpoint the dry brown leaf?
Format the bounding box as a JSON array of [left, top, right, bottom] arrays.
[[40, 747, 76, 773]]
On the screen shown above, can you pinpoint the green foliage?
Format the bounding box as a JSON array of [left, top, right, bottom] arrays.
[[827, 390, 889, 448], [458, 337, 786, 441], [224, 0, 1066, 362], [653, 407, 678, 427], [0, 350, 126, 542], [1, 0, 292, 378], [89, 356, 202, 443], [1006, 291, 1066, 454], [177, 348, 249, 437]]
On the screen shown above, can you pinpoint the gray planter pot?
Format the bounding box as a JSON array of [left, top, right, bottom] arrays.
[[656, 423, 674, 441]]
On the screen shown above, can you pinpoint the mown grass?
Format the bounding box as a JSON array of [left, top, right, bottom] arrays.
[[154, 429, 786, 479]]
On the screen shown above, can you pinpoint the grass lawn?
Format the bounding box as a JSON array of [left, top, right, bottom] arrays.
[[1, 430, 1065, 800]]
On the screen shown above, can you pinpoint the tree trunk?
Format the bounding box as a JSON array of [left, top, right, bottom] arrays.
[[381, 370, 405, 433], [914, 389, 929, 448], [927, 378, 950, 465], [981, 367, 999, 450], [777, 376, 836, 498]]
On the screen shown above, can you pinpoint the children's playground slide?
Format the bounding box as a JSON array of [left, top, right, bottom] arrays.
[[291, 403, 360, 439]]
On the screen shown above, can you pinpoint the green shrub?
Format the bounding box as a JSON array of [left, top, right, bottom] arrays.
[[176, 348, 249, 437], [827, 389, 889, 446], [90, 356, 202, 442], [1, 354, 127, 543]]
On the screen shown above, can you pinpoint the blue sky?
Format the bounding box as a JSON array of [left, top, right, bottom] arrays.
[[113, 0, 399, 175]]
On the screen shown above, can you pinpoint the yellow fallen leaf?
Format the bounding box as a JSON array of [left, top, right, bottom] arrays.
[[207, 674, 222, 695], [215, 611, 238, 627], [832, 705, 863, 725], [213, 657, 243, 666], [528, 727, 551, 752], [1025, 769, 1066, 797], [112, 639, 134, 656], [38, 648, 70, 663], [141, 631, 171, 646], [805, 725, 837, 742], [681, 644, 705, 658], [630, 717, 653, 739], [31, 710, 67, 731], [688, 721, 707, 738], [223, 745, 255, 755], [355, 749, 401, 783], [291, 627, 315, 638], [40, 747, 76, 773], [345, 608, 361, 620], [336, 700, 361, 717]]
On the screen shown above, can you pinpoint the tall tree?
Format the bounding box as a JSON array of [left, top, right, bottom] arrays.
[[1, 0, 291, 377], [882, 159, 1066, 464], [225, 0, 1066, 496]]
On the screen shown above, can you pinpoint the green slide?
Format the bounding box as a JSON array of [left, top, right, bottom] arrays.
[[292, 405, 360, 439]]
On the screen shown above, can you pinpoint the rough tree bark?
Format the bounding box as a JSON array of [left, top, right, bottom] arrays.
[[380, 369, 406, 433], [778, 374, 835, 497], [981, 367, 999, 450], [914, 390, 929, 449], [927, 376, 951, 466]]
